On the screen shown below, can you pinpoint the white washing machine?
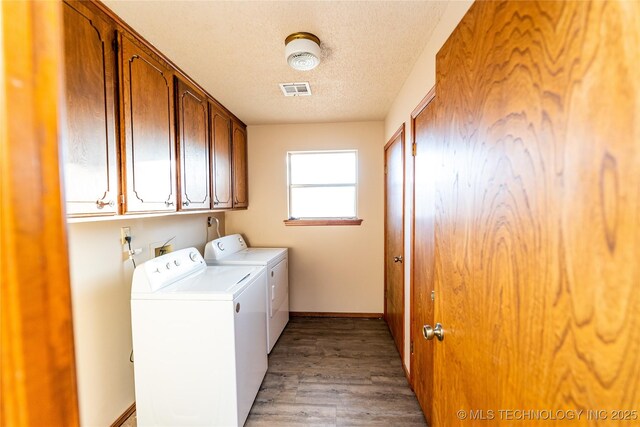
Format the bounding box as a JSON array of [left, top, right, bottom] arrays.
[[131, 248, 267, 427], [204, 234, 289, 353]]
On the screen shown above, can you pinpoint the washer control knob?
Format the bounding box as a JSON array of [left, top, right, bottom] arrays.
[[174, 259, 181, 267], [217, 242, 224, 251], [166, 262, 171, 270], [189, 252, 198, 262]]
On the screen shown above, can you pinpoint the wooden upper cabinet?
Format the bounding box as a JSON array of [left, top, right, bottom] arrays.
[[120, 33, 176, 213], [231, 120, 248, 209], [62, 1, 118, 216], [62, 0, 246, 217], [210, 102, 233, 209], [175, 78, 210, 210]]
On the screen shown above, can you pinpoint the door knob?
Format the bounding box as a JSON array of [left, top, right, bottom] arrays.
[[423, 323, 444, 341], [393, 256, 403, 263]]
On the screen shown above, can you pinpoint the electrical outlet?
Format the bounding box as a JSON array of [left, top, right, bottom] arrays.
[[120, 227, 131, 244]]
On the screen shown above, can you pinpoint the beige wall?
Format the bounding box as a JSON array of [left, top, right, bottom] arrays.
[[383, 0, 473, 370], [67, 212, 224, 426], [225, 122, 384, 313]]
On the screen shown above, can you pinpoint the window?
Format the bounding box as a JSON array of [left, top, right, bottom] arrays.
[[286, 150, 362, 225]]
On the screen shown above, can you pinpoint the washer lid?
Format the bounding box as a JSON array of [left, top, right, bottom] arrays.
[[132, 263, 264, 301]]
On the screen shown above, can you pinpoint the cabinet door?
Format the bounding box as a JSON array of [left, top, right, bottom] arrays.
[[120, 34, 176, 213], [176, 79, 210, 210], [210, 103, 233, 209], [231, 120, 248, 209], [62, 1, 118, 216]]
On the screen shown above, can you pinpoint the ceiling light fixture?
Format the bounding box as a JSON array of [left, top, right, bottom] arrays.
[[285, 32, 321, 71]]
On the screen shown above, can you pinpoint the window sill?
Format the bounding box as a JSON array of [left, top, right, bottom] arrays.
[[283, 219, 363, 226]]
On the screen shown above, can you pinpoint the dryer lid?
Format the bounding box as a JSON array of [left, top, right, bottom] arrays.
[[206, 247, 287, 265]]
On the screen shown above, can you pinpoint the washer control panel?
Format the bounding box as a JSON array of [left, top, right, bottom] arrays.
[[137, 247, 206, 293]]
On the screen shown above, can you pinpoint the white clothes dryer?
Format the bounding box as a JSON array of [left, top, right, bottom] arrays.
[[131, 248, 267, 427], [204, 234, 289, 353]]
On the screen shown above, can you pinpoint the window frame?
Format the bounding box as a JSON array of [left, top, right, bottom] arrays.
[[285, 150, 363, 226]]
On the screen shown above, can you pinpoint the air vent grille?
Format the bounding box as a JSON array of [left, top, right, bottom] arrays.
[[279, 82, 312, 97]]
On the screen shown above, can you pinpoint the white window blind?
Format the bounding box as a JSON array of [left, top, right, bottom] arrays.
[[287, 150, 358, 219]]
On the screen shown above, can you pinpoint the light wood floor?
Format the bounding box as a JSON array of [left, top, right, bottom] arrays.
[[124, 317, 427, 426]]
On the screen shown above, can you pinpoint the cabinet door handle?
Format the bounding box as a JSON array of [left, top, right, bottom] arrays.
[[393, 256, 403, 263], [182, 200, 190, 207], [165, 200, 174, 207], [96, 199, 114, 209]]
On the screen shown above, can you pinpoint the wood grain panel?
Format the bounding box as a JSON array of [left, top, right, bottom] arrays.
[[432, 1, 640, 425], [210, 102, 233, 209], [232, 120, 248, 209], [283, 219, 363, 227], [384, 125, 405, 360], [84, 0, 245, 128], [120, 33, 176, 213], [62, 1, 118, 216], [176, 78, 210, 210], [111, 402, 136, 427], [410, 88, 436, 424], [1, 0, 79, 425]]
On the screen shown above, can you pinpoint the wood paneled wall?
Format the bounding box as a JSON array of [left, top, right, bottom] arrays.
[[430, 0, 640, 424]]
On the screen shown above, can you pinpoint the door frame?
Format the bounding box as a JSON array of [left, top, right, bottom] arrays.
[[383, 123, 405, 364], [0, 1, 79, 425], [409, 87, 436, 388]]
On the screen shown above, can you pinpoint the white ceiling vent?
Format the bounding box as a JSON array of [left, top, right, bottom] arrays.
[[279, 82, 312, 97]]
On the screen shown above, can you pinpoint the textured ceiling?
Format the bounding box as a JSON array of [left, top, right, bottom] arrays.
[[103, 1, 448, 125]]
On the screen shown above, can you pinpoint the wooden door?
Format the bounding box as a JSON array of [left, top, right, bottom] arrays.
[[120, 33, 176, 213], [175, 78, 210, 210], [384, 125, 404, 358], [232, 120, 248, 209], [410, 89, 436, 424], [432, 1, 640, 425], [62, 1, 118, 216], [210, 102, 233, 209], [1, 0, 79, 424]]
